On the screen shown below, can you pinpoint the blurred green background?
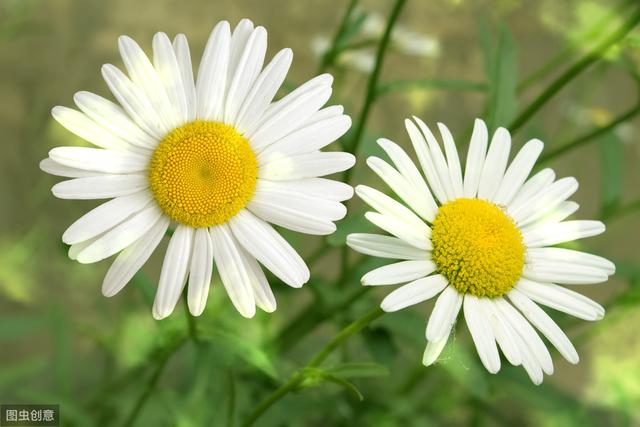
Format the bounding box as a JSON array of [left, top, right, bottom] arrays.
[[1, 0, 640, 425]]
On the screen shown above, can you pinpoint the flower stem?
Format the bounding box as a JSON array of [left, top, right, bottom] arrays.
[[120, 336, 186, 427], [318, 0, 360, 73], [539, 102, 640, 164], [344, 0, 406, 157], [509, 5, 640, 133], [241, 307, 385, 427]]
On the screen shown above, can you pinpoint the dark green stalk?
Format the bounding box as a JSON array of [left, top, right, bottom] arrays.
[[344, 0, 407, 157], [121, 336, 186, 427], [241, 307, 385, 427], [539, 103, 640, 163], [518, 0, 637, 92], [318, 0, 360, 73], [509, 6, 640, 133]]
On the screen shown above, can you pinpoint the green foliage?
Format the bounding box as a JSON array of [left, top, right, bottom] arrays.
[[2, 0, 640, 426]]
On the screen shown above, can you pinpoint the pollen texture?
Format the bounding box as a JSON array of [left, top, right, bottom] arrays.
[[431, 198, 525, 298], [148, 120, 257, 228]]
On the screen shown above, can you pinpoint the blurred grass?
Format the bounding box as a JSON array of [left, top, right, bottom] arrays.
[[1, 0, 640, 426]]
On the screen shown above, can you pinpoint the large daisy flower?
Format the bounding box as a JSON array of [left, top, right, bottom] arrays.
[[40, 20, 354, 319], [347, 117, 614, 384]]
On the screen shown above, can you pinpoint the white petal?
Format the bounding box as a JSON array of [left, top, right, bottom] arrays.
[[237, 247, 277, 313], [493, 139, 544, 205], [259, 151, 355, 180], [257, 114, 351, 160], [252, 178, 353, 202], [477, 127, 511, 201], [463, 294, 500, 374], [234, 48, 292, 133], [76, 204, 164, 263], [52, 175, 148, 200], [437, 122, 464, 199], [365, 212, 432, 251], [380, 274, 447, 312], [152, 32, 189, 125], [356, 185, 431, 235], [173, 34, 197, 121], [51, 106, 134, 151], [229, 209, 309, 287], [481, 298, 522, 366], [210, 224, 256, 318], [68, 235, 100, 260], [118, 35, 177, 130], [62, 190, 153, 244], [509, 177, 578, 226], [224, 26, 267, 124], [463, 119, 489, 198], [248, 182, 345, 235], [509, 168, 555, 211], [362, 260, 436, 286], [405, 118, 447, 203], [366, 157, 437, 223], [227, 19, 255, 81], [413, 117, 455, 202], [508, 289, 579, 364], [423, 337, 450, 366], [101, 64, 167, 138], [187, 228, 214, 316], [73, 91, 157, 149], [510, 328, 544, 385], [102, 215, 169, 297], [426, 286, 463, 341], [249, 81, 332, 151], [526, 247, 615, 276], [519, 201, 579, 234], [524, 262, 608, 285], [516, 278, 605, 321], [523, 220, 605, 247], [196, 21, 231, 121], [376, 138, 433, 200], [40, 158, 104, 178], [494, 298, 553, 375], [153, 225, 194, 320], [48, 147, 148, 174], [346, 233, 429, 260]]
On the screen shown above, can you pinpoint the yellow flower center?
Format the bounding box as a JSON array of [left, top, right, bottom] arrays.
[[431, 198, 525, 298], [148, 120, 257, 228]]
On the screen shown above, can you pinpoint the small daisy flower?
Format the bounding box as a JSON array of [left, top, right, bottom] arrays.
[[347, 117, 614, 384], [41, 19, 355, 319]]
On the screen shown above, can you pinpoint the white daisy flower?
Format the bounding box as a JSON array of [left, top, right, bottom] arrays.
[[40, 19, 355, 320], [347, 117, 614, 384]]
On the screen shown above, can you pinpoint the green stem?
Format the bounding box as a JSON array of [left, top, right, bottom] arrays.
[[241, 307, 385, 427], [345, 0, 406, 157], [318, 0, 360, 73], [509, 5, 640, 133], [604, 199, 640, 221], [539, 102, 640, 163], [518, 0, 636, 92], [121, 336, 186, 427]]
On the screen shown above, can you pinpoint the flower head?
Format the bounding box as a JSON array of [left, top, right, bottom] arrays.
[[347, 117, 614, 384], [41, 19, 355, 319]]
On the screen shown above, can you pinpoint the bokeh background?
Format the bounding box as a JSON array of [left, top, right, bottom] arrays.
[[1, 0, 640, 426]]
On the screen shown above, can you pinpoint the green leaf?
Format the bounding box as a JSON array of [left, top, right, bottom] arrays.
[[200, 330, 278, 379], [598, 131, 624, 217], [322, 374, 365, 401], [479, 20, 518, 131], [325, 362, 390, 379], [297, 367, 367, 401]]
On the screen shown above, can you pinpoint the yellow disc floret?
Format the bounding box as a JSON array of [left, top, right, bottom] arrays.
[[148, 120, 257, 228], [431, 198, 525, 298]]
